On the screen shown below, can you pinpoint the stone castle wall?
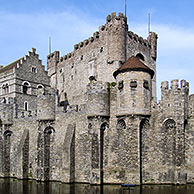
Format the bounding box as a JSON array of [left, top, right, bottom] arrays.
[[0, 13, 193, 186], [47, 12, 157, 106]]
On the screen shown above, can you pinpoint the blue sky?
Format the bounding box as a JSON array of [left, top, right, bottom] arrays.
[[1, 0, 194, 99]]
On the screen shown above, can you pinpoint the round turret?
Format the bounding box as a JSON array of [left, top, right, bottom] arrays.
[[87, 81, 109, 117], [37, 88, 55, 121], [113, 56, 154, 116], [106, 12, 128, 63]]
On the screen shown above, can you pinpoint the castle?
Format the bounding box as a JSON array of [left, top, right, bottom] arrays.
[[0, 12, 193, 185]]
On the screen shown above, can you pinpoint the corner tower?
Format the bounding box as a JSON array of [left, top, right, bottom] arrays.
[[106, 12, 128, 65], [113, 56, 154, 116]]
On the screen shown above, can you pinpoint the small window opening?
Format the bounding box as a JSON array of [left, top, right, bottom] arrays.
[[23, 82, 29, 94], [37, 85, 43, 89], [100, 47, 103, 53], [32, 67, 37, 73], [136, 53, 145, 61], [2, 84, 9, 94], [24, 102, 28, 111], [117, 119, 126, 130], [143, 80, 149, 90], [118, 81, 124, 90], [130, 80, 137, 88]]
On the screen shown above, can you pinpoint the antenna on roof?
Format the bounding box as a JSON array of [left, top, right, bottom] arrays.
[[49, 37, 52, 54], [125, 0, 127, 16], [124, 0, 128, 62], [148, 13, 151, 35]]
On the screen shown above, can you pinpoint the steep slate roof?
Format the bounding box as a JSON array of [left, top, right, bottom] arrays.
[[113, 56, 154, 78], [0, 58, 23, 73]]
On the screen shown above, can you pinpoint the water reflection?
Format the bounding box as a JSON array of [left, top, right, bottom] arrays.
[[0, 179, 193, 194]]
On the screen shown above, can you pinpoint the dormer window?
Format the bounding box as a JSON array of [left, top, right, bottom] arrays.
[[32, 67, 37, 73]]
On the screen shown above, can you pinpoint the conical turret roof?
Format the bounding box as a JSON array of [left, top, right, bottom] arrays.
[[113, 56, 154, 78]]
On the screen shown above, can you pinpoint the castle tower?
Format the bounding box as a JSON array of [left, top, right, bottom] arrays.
[[160, 79, 189, 184], [106, 12, 128, 65], [147, 32, 158, 61], [113, 56, 154, 116], [86, 81, 109, 184], [47, 51, 60, 89], [36, 88, 56, 181], [104, 56, 154, 184]]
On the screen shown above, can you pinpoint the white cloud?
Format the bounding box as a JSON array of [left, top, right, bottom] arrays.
[[1, 10, 194, 99], [130, 22, 194, 98], [0, 10, 103, 66]]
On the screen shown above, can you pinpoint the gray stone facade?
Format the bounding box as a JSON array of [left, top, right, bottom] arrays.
[[0, 12, 193, 185]]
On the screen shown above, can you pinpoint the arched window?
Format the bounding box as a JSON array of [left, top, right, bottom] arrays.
[[136, 53, 145, 61], [5, 83, 9, 93], [163, 119, 176, 131], [44, 126, 55, 134], [117, 119, 126, 130], [37, 84, 44, 95], [37, 84, 44, 89], [2, 83, 9, 94], [24, 101, 28, 111], [2, 84, 6, 94], [22, 81, 30, 94]]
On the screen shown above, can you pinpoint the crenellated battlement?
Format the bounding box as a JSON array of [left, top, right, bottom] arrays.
[[47, 51, 60, 63], [47, 51, 60, 77], [161, 79, 189, 92], [128, 31, 151, 49], [48, 12, 153, 69], [106, 12, 126, 24], [147, 32, 158, 60], [50, 12, 128, 65], [160, 79, 189, 122], [73, 31, 100, 52]]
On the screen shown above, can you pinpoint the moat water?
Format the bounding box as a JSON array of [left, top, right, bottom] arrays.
[[0, 179, 193, 194]]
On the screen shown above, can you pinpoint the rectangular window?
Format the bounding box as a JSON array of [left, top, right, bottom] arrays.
[[24, 102, 28, 111], [32, 67, 37, 73], [143, 80, 149, 90]]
